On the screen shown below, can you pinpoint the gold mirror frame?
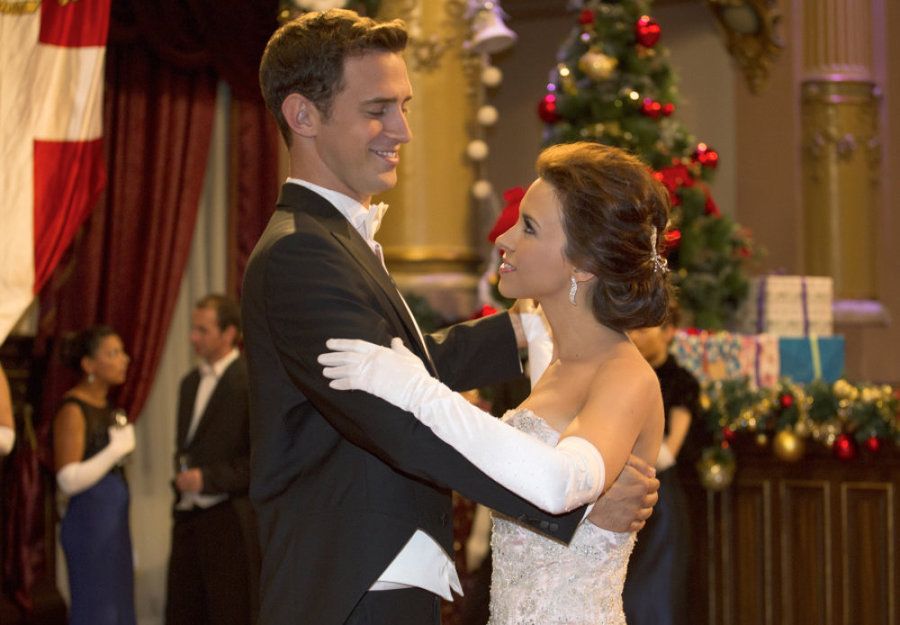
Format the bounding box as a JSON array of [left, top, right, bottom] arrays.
[[707, 0, 784, 93]]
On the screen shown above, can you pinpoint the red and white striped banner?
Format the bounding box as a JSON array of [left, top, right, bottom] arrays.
[[0, 0, 110, 343]]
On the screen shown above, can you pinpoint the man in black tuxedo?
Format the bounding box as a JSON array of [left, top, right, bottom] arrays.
[[166, 294, 260, 625], [243, 10, 658, 625]]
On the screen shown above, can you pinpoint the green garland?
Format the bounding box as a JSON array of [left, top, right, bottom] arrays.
[[694, 377, 899, 490]]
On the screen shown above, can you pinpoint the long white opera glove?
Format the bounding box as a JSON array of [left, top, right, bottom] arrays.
[[56, 424, 135, 496], [519, 311, 553, 388], [0, 425, 14, 456], [655, 442, 675, 472], [320, 338, 605, 514]]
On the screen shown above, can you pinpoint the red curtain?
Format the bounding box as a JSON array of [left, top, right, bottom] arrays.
[[6, 3, 279, 612], [38, 43, 218, 426], [37, 0, 279, 424], [231, 99, 281, 297]]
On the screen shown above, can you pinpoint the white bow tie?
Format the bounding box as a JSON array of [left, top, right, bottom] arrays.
[[360, 201, 389, 241]]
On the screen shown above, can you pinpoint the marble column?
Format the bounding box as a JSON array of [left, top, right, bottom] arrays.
[[800, 0, 881, 301]]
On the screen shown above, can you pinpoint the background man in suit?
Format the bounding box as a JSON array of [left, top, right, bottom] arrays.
[[165, 294, 260, 625], [243, 10, 658, 625]]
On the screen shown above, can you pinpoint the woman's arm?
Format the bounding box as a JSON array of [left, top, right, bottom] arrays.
[[53, 402, 135, 496], [559, 360, 663, 493], [656, 406, 691, 471], [321, 338, 661, 515]]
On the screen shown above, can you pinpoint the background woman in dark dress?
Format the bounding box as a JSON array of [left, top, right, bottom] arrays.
[[53, 325, 136, 625], [624, 305, 700, 625]]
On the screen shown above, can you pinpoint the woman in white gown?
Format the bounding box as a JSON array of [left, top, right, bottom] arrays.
[[320, 141, 671, 624]]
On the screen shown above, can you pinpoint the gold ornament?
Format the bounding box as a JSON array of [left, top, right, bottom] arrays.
[[772, 430, 805, 462], [755, 432, 769, 447], [578, 49, 618, 81], [557, 64, 578, 95], [697, 456, 735, 491]]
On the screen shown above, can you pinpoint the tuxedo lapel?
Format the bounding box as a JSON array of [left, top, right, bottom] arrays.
[[177, 372, 200, 449], [277, 183, 437, 375], [189, 360, 237, 445], [329, 229, 437, 375]]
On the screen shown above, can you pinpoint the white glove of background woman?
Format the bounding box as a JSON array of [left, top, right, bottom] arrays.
[[0, 425, 14, 456], [57, 424, 135, 496], [320, 338, 604, 514]]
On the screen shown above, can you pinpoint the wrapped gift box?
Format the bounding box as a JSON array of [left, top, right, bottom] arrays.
[[736, 334, 780, 389], [738, 275, 833, 336], [672, 330, 781, 388], [778, 336, 845, 383]]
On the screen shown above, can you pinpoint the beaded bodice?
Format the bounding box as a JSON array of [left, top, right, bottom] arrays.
[[488, 409, 635, 625]]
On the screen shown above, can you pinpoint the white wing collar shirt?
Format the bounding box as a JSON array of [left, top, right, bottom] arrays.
[[177, 347, 240, 511], [285, 178, 462, 600]]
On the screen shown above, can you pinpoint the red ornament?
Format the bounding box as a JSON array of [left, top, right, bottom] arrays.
[[635, 15, 661, 47], [655, 163, 694, 205], [703, 190, 721, 217], [661, 102, 675, 117], [865, 436, 881, 453], [692, 143, 719, 169], [722, 427, 737, 444], [578, 9, 595, 25], [779, 393, 794, 408], [640, 98, 662, 119], [538, 94, 560, 124], [833, 433, 857, 461]]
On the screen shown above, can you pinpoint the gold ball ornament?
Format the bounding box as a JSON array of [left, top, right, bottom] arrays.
[[578, 49, 618, 81], [697, 456, 735, 491], [772, 430, 805, 462], [755, 432, 768, 447]]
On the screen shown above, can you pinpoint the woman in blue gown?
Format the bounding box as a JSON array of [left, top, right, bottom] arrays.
[[53, 326, 136, 625]]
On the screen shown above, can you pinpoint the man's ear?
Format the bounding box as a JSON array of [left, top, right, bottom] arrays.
[[281, 93, 319, 138]]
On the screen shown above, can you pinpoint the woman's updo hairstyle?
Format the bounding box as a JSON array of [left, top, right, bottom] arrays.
[[60, 325, 117, 373], [536, 141, 673, 331]]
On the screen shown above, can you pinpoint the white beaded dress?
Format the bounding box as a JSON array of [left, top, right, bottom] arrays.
[[487, 409, 636, 625]]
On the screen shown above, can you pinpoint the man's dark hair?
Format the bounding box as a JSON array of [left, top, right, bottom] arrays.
[[196, 294, 241, 339], [259, 9, 408, 144]]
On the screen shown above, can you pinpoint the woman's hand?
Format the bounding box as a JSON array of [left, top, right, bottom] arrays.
[[319, 337, 431, 411]]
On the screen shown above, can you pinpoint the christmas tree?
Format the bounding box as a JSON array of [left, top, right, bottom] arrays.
[[538, 0, 758, 330]]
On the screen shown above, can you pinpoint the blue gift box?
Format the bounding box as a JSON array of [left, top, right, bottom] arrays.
[[778, 336, 845, 383]]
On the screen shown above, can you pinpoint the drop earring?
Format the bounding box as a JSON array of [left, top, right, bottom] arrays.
[[568, 276, 578, 305], [87, 373, 95, 384]]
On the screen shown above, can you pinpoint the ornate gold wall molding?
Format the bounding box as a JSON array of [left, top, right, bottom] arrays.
[[801, 81, 881, 183], [707, 0, 784, 93]]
